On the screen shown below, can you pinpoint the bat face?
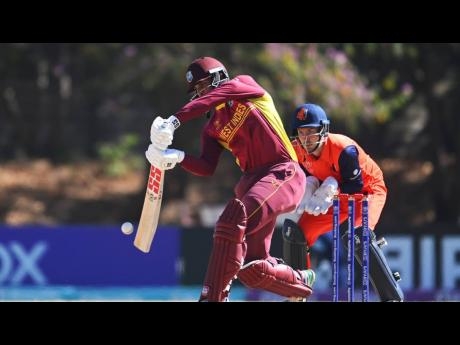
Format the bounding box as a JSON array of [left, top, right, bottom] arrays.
[[147, 165, 163, 201], [133, 165, 164, 253]]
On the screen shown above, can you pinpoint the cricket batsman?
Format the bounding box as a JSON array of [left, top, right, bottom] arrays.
[[145, 57, 315, 301]]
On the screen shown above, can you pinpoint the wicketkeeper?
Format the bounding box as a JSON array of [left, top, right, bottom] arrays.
[[282, 103, 404, 302]]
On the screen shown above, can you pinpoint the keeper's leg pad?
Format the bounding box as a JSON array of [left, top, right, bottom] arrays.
[[282, 219, 309, 270], [199, 199, 247, 302], [238, 259, 313, 298], [340, 225, 404, 302]]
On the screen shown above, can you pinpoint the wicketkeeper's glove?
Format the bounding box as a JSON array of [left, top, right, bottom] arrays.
[[305, 176, 338, 216]]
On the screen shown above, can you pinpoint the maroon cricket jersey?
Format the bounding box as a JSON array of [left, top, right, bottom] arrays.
[[174, 75, 297, 175]]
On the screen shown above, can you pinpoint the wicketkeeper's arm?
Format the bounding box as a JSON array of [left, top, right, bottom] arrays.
[[338, 145, 363, 194]]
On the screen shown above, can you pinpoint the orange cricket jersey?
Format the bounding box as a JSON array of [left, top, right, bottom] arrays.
[[293, 133, 387, 245]]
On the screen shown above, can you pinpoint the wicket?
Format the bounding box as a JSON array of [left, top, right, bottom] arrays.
[[332, 193, 370, 302]]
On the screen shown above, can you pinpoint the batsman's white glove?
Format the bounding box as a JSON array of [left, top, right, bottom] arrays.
[[305, 176, 338, 216], [145, 144, 184, 170], [296, 176, 320, 214], [150, 115, 181, 150]]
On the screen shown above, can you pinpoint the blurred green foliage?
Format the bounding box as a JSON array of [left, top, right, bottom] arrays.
[[253, 43, 413, 134], [1, 43, 459, 225], [97, 134, 144, 176]]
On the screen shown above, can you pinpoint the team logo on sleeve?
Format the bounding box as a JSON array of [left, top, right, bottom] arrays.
[[350, 168, 362, 180]]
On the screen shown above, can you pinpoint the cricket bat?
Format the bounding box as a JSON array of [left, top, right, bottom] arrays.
[[134, 164, 165, 253]]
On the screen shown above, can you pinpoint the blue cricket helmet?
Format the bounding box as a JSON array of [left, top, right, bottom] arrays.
[[291, 103, 330, 136]]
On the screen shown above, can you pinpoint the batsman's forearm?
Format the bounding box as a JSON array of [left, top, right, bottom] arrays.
[[180, 155, 217, 176]]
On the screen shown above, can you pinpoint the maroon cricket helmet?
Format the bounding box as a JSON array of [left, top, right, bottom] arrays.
[[185, 57, 229, 93]]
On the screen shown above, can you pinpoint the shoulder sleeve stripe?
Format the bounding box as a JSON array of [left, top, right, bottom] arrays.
[[249, 93, 298, 162]]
